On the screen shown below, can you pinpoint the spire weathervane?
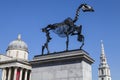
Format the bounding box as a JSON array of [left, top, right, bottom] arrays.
[[101, 40, 105, 54]]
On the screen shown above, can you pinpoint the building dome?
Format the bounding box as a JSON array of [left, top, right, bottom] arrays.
[[6, 34, 28, 52]]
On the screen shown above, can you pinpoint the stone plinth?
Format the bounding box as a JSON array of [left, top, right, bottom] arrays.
[[30, 49, 94, 80]]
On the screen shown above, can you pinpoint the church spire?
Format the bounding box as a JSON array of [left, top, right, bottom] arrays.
[[98, 40, 111, 80], [100, 40, 107, 65]]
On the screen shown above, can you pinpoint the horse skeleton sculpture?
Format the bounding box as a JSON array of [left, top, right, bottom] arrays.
[[42, 4, 94, 54]]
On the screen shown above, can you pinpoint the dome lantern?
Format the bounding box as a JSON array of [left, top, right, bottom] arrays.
[[18, 34, 21, 40]]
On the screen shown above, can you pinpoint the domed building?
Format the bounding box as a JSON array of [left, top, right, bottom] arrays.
[[0, 34, 31, 80], [6, 34, 28, 60]]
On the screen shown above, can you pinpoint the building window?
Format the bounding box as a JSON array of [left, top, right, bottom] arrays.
[[16, 51, 19, 58], [102, 78, 104, 80], [101, 69, 104, 75], [107, 69, 109, 75], [8, 51, 11, 56], [102, 59, 105, 62], [24, 53, 26, 59]]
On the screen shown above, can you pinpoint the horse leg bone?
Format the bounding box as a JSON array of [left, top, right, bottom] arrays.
[[66, 35, 69, 51]]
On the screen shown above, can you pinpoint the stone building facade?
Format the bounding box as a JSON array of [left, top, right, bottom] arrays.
[[0, 34, 31, 80]]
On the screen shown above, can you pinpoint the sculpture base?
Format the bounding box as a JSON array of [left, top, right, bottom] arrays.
[[30, 49, 94, 80]]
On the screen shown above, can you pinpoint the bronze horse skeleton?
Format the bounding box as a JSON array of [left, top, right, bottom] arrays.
[[42, 4, 94, 54]]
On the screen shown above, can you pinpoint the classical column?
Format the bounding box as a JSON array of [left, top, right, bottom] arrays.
[[24, 70, 28, 80], [2, 68, 6, 80], [19, 69, 23, 80], [29, 70, 31, 80], [13, 68, 17, 80], [8, 68, 12, 80]]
